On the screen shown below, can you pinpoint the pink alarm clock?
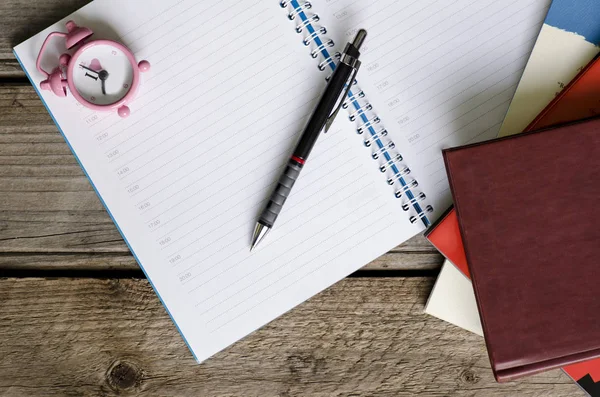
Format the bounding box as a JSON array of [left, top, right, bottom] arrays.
[[36, 21, 150, 118]]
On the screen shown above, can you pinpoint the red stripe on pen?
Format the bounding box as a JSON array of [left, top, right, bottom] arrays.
[[291, 155, 305, 165]]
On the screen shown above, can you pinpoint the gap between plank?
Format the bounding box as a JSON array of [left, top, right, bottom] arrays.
[[349, 269, 439, 278], [0, 77, 30, 85], [0, 267, 144, 279]]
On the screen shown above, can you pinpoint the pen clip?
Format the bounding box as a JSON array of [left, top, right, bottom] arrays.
[[324, 66, 359, 133]]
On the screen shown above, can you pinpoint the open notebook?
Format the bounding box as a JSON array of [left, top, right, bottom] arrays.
[[14, 0, 550, 362]]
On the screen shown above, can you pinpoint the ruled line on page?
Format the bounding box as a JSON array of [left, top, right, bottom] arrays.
[[190, 173, 373, 291], [114, 58, 299, 178], [108, 44, 293, 164], [118, 0, 187, 38], [409, 70, 525, 145], [393, 55, 529, 138], [338, 0, 386, 22], [189, 185, 381, 298], [370, 0, 507, 73], [156, 131, 353, 254], [155, 136, 351, 252], [466, 121, 502, 144], [114, 62, 306, 187], [313, 0, 549, 216], [93, 21, 279, 141], [170, 162, 363, 273], [151, 131, 347, 243], [177, 165, 367, 283], [199, 194, 383, 317], [208, 212, 395, 333], [340, 0, 416, 42], [92, 6, 262, 134], [127, 88, 317, 202], [362, 0, 452, 55], [138, 4, 258, 72], [124, 2, 227, 50], [90, 10, 272, 138], [383, 21, 542, 108], [122, 92, 316, 213], [416, 98, 513, 154], [130, 3, 244, 55], [377, 11, 543, 96], [133, 114, 311, 208]]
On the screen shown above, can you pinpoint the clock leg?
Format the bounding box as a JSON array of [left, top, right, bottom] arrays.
[[117, 105, 131, 118], [138, 60, 150, 72]]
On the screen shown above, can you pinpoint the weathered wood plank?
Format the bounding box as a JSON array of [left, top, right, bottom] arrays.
[[0, 85, 441, 265], [0, 85, 56, 132], [0, 59, 23, 79], [0, 277, 579, 396], [0, 251, 443, 272], [0, 207, 438, 257], [0, 0, 91, 78], [0, 253, 136, 271]]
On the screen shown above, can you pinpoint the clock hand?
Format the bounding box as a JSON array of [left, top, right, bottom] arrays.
[[80, 64, 100, 81], [98, 70, 109, 96], [79, 64, 99, 74]]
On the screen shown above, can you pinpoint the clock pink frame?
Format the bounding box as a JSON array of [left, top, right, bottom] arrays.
[[67, 40, 147, 117], [36, 21, 149, 118]]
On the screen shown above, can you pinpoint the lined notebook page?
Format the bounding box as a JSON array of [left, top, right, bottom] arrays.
[[14, 0, 421, 362], [314, 0, 551, 217]]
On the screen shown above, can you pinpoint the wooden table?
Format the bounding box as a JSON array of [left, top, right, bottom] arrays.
[[0, 2, 581, 396]]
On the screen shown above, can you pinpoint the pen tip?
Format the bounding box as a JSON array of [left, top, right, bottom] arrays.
[[251, 222, 270, 251]]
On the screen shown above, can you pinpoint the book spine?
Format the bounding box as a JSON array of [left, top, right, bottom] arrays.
[[280, 0, 432, 226]]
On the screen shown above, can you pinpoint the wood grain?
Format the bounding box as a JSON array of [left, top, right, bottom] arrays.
[[0, 277, 579, 397], [0, 251, 443, 272], [0, 0, 92, 78], [0, 84, 442, 270]]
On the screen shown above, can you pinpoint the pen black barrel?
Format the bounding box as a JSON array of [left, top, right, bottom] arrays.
[[257, 62, 354, 229], [293, 61, 354, 160], [253, 31, 367, 249]]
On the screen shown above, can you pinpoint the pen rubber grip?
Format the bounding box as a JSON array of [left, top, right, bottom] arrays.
[[259, 159, 303, 227]]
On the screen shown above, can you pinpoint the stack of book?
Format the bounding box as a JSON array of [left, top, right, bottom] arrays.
[[424, 1, 600, 395]]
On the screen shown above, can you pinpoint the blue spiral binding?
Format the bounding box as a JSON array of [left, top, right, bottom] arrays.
[[281, 0, 432, 227]]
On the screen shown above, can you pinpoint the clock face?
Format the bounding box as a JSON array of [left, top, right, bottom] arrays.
[[72, 43, 135, 105]]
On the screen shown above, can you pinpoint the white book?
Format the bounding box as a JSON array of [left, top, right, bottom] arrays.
[[14, 0, 549, 362], [425, 260, 482, 336]]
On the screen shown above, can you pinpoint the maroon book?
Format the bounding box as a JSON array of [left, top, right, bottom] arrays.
[[443, 118, 600, 382]]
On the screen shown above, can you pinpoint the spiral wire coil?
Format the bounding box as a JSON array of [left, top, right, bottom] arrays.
[[281, 0, 432, 225]]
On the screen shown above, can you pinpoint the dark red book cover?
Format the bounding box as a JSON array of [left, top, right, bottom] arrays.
[[444, 117, 600, 382], [427, 54, 600, 390]]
